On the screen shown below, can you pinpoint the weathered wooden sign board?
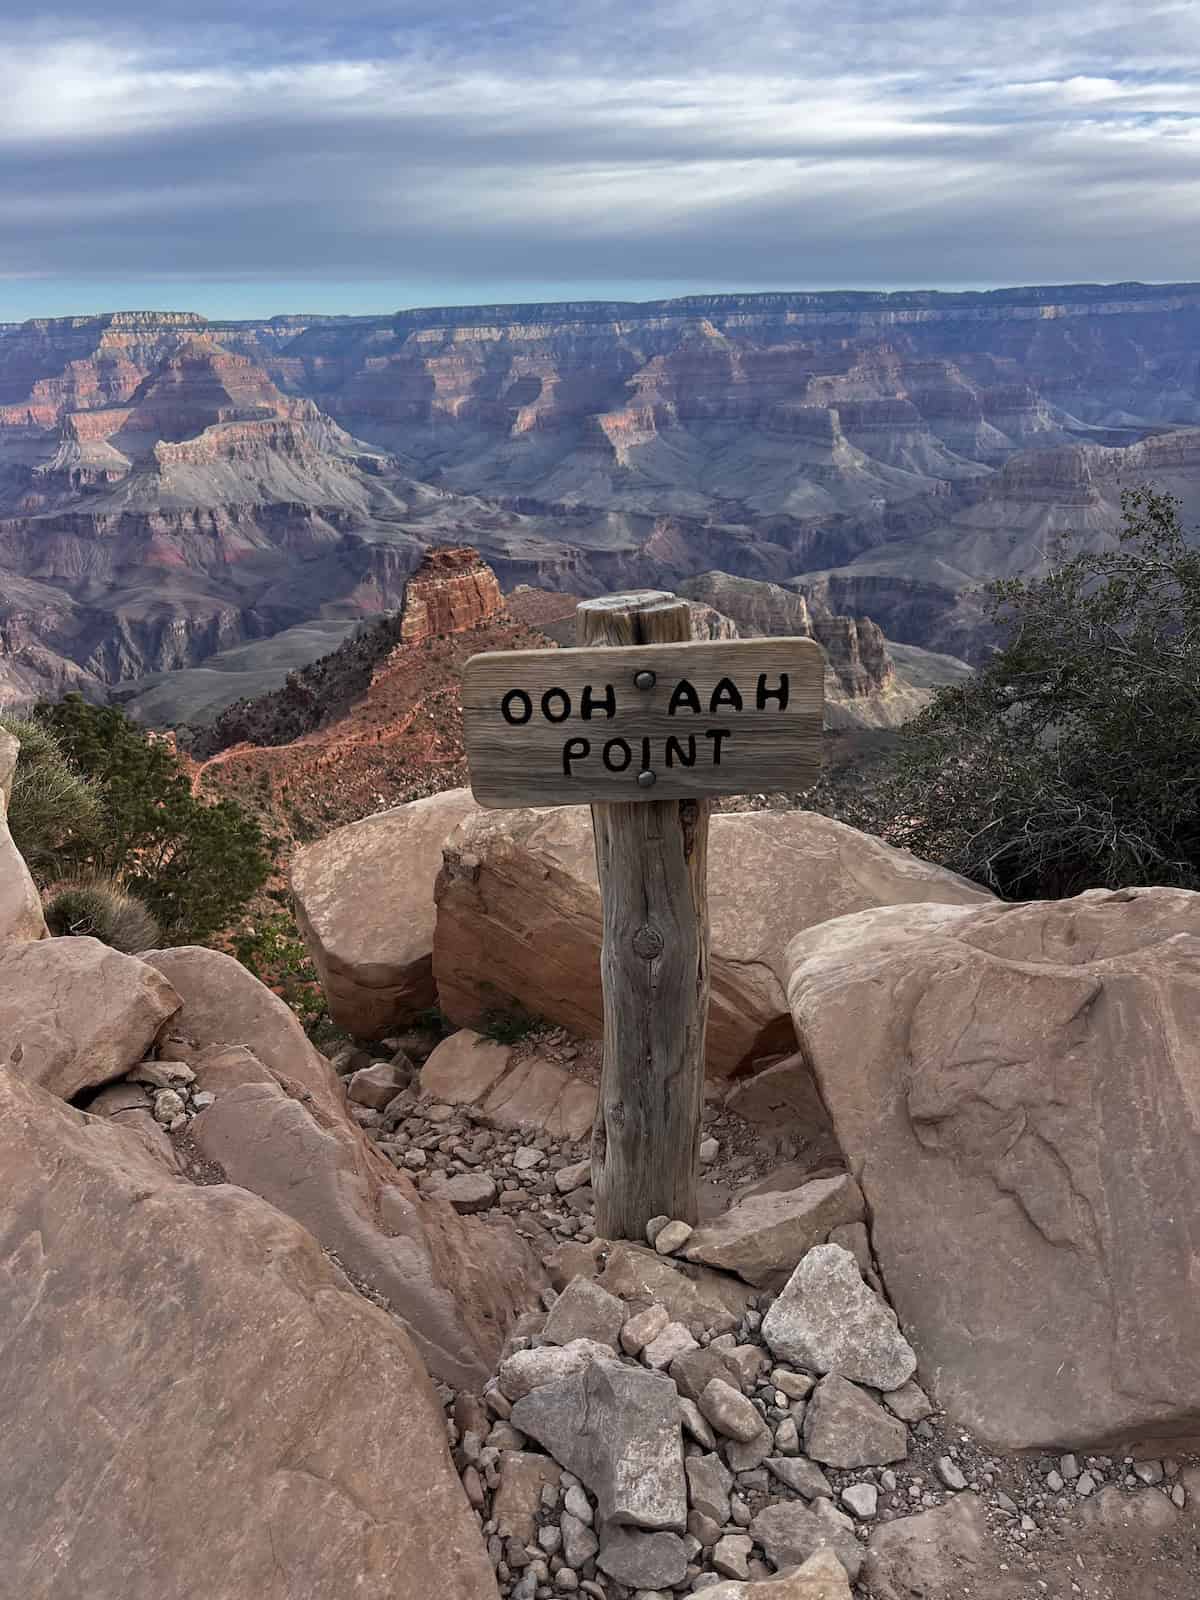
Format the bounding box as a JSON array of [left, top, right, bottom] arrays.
[[463, 636, 824, 807], [461, 591, 825, 1241]]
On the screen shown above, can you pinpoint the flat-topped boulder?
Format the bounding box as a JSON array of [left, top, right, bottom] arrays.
[[292, 787, 479, 1037], [434, 807, 991, 1076], [0, 937, 179, 1100], [787, 886, 1200, 1450]]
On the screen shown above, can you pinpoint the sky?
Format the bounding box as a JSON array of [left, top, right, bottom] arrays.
[[3, 1, 1200, 320]]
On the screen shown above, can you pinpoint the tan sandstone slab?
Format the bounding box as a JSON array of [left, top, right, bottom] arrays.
[[0, 732, 47, 943], [0, 937, 179, 1099], [139, 949, 542, 1388], [422, 1028, 598, 1140], [292, 788, 479, 1037], [703, 1549, 854, 1599], [434, 807, 991, 1075], [787, 887, 1200, 1451], [0, 1067, 499, 1600], [683, 1175, 865, 1289]]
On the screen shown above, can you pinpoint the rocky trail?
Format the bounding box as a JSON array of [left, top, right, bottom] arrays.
[[328, 1021, 1200, 1600], [2, 723, 1199, 1598]]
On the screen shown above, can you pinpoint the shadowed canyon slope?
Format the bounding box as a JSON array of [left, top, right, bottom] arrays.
[[4, 285, 1200, 705]]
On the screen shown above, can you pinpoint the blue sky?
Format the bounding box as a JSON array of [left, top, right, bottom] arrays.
[[3, 1, 1199, 319]]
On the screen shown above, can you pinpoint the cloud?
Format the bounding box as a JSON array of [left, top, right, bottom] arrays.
[[2, 1, 1200, 305]]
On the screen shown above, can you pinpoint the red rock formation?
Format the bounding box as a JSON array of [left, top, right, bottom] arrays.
[[397, 547, 505, 644]]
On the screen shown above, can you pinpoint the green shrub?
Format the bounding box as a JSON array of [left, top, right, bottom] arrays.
[[43, 877, 161, 953], [813, 487, 1200, 899], [0, 715, 101, 878], [32, 696, 274, 943]]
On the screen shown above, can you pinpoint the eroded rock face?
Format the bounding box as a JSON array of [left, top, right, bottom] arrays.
[[399, 546, 505, 643], [434, 808, 991, 1076], [291, 788, 480, 1037], [0, 1068, 498, 1600], [0, 938, 179, 1099], [786, 888, 1200, 1450], [139, 947, 541, 1387], [0, 732, 47, 943]]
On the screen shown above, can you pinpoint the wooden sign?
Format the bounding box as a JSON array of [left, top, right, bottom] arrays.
[[463, 636, 824, 808]]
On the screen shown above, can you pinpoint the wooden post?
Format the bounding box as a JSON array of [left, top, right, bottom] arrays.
[[576, 591, 710, 1238]]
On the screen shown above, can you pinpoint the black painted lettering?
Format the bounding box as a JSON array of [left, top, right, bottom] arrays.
[[541, 687, 571, 723], [667, 679, 702, 715], [501, 689, 532, 725], [641, 736, 651, 772], [756, 672, 790, 711], [665, 735, 696, 768], [580, 682, 616, 720], [709, 677, 743, 713], [704, 728, 731, 765], [602, 738, 632, 772], [562, 737, 591, 775]]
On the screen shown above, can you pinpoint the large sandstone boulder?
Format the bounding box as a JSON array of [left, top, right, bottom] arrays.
[[0, 937, 179, 1099], [786, 887, 1200, 1450], [140, 947, 541, 1387], [0, 1067, 498, 1600], [292, 788, 479, 1036], [435, 808, 990, 1075], [0, 731, 47, 943]]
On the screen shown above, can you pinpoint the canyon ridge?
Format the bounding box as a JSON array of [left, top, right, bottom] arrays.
[[3, 282, 1200, 720]]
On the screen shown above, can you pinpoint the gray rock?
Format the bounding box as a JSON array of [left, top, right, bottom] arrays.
[[698, 1379, 762, 1443], [936, 1456, 967, 1492], [646, 1215, 671, 1245], [498, 1339, 616, 1402], [761, 1244, 916, 1391], [655, 1220, 694, 1256], [670, 1346, 742, 1404], [771, 1369, 816, 1402], [543, 1278, 627, 1349], [774, 1416, 800, 1455], [684, 1176, 865, 1289], [679, 1396, 717, 1450], [425, 1172, 498, 1213], [688, 1509, 723, 1548], [685, 1453, 732, 1524], [563, 1484, 593, 1525], [560, 1511, 598, 1569], [346, 1062, 402, 1110], [130, 1060, 195, 1090], [1075, 1472, 1097, 1497], [1133, 1460, 1164, 1485], [643, 1322, 700, 1371], [555, 1159, 592, 1194], [699, 1138, 719, 1164], [842, 1483, 879, 1519], [621, 1303, 670, 1356], [152, 1089, 185, 1126], [1059, 1454, 1079, 1480], [711, 1533, 753, 1579], [750, 1497, 863, 1583], [803, 1374, 909, 1469], [513, 1146, 546, 1171], [596, 1527, 688, 1589], [765, 1455, 834, 1501], [882, 1379, 933, 1423], [723, 1345, 768, 1390], [1045, 1470, 1065, 1493], [511, 1359, 686, 1530], [723, 1425, 774, 1473]]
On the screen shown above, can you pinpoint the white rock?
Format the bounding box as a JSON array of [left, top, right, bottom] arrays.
[[642, 1321, 700, 1371], [842, 1482, 879, 1519], [761, 1244, 916, 1391], [654, 1220, 694, 1256]]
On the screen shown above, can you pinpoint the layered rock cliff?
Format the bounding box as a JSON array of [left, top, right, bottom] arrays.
[[4, 285, 1200, 706]]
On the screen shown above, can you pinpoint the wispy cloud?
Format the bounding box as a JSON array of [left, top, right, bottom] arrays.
[[3, 1, 1200, 309]]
